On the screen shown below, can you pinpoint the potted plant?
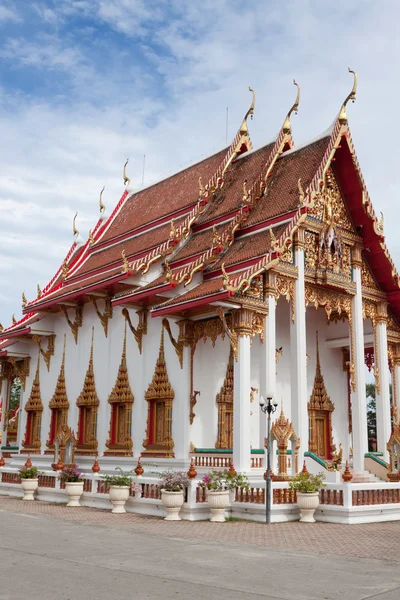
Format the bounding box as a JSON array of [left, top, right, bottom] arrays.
[[198, 470, 250, 522], [59, 466, 84, 507], [289, 471, 325, 523], [101, 467, 138, 513], [159, 470, 190, 521], [19, 466, 41, 501]]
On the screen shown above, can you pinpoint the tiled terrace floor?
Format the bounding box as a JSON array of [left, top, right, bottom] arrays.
[[1, 496, 400, 562]]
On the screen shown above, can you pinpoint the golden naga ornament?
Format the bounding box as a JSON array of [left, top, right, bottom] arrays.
[[61, 260, 69, 281], [0, 323, 3, 333], [73, 212, 79, 236], [338, 67, 357, 125], [123, 158, 130, 186], [297, 178, 305, 205], [242, 180, 252, 204], [88, 229, 95, 245], [22, 292, 27, 309], [122, 249, 130, 273], [37, 283, 42, 298], [239, 86, 255, 135], [282, 79, 300, 134], [12, 314, 16, 325]]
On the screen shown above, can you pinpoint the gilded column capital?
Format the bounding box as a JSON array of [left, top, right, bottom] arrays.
[[177, 319, 195, 347], [352, 245, 362, 269], [376, 301, 388, 325], [293, 228, 305, 251], [263, 271, 277, 298], [231, 308, 254, 337]]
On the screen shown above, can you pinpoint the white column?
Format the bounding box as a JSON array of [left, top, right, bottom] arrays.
[[350, 250, 368, 471], [259, 288, 276, 448], [290, 239, 308, 461], [233, 311, 252, 473], [375, 307, 391, 461], [394, 353, 400, 414], [173, 343, 192, 464]]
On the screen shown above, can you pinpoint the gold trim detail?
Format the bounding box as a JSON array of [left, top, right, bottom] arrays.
[[60, 305, 83, 344], [87, 295, 113, 337], [46, 335, 69, 449], [216, 308, 238, 361], [338, 67, 357, 125], [76, 328, 99, 455], [32, 334, 56, 372], [215, 349, 234, 449], [276, 275, 295, 323], [122, 308, 148, 354], [22, 353, 43, 452]]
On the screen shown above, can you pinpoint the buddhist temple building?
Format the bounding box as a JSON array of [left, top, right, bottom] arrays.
[[1, 70, 400, 522]]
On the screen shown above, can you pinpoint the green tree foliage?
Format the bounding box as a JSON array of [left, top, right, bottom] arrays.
[[365, 383, 392, 451], [9, 378, 22, 412]]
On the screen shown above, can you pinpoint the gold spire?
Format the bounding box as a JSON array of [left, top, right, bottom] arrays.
[[99, 186, 106, 214], [37, 283, 42, 298], [239, 86, 255, 135], [338, 67, 357, 125], [145, 328, 175, 401], [88, 229, 95, 245], [73, 212, 79, 236], [282, 79, 300, 134], [12, 314, 16, 325], [22, 292, 27, 308], [108, 324, 134, 405], [309, 332, 334, 412], [49, 335, 69, 410], [123, 159, 130, 186], [76, 328, 99, 408], [25, 353, 43, 412]]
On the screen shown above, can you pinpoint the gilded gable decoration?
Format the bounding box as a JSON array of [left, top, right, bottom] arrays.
[[105, 325, 134, 456], [276, 275, 295, 323], [215, 349, 234, 449], [1, 357, 30, 392], [60, 305, 83, 344], [308, 333, 335, 459], [270, 407, 299, 478], [76, 328, 99, 455], [22, 353, 43, 453], [32, 334, 56, 372], [361, 258, 383, 296], [47, 335, 69, 450], [142, 328, 175, 457], [87, 295, 113, 337], [122, 307, 148, 354], [216, 307, 238, 361]]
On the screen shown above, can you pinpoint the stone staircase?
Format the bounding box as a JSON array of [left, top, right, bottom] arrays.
[[340, 462, 382, 483]]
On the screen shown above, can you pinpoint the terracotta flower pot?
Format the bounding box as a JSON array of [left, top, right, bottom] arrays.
[[109, 485, 130, 514], [161, 490, 184, 520], [296, 491, 319, 523], [21, 478, 38, 501], [207, 490, 230, 522], [65, 481, 84, 507]]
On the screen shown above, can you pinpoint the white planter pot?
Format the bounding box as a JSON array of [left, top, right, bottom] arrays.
[[161, 490, 184, 521], [109, 485, 130, 514], [296, 492, 320, 523], [65, 481, 84, 507], [207, 490, 230, 522], [21, 478, 38, 501]]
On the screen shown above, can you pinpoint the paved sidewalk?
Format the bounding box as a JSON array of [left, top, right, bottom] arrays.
[[1, 495, 400, 562], [1, 496, 400, 600]]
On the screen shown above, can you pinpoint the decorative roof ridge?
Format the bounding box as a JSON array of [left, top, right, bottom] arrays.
[[0, 311, 39, 337], [275, 131, 332, 159]]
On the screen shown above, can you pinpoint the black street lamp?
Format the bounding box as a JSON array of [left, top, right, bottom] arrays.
[[259, 393, 278, 524]]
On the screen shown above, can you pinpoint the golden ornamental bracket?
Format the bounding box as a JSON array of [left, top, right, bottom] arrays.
[[338, 67, 357, 125], [32, 334, 56, 372], [216, 307, 238, 361], [87, 296, 113, 337], [8, 357, 31, 391], [276, 275, 295, 323], [122, 308, 148, 354], [162, 318, 184, 368], [60, 305, 83, 345], [190, 390, 200, 425]]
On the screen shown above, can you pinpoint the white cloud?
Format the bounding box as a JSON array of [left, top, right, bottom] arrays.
[[1, 0, 400, 326], [0, 4, 20, 23]]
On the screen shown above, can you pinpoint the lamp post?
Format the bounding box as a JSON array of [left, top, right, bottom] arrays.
[[259, 393, 278, 524]]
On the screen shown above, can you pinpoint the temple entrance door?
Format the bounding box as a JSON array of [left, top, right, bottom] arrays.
[[154, 401, 166, 444], [315, 413, 328, 459], [226, 410, 233, 449]]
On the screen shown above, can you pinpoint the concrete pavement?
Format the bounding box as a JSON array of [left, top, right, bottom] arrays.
[[0, 499, 400, 599]]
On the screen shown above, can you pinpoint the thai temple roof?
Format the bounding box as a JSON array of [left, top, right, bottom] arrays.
[[2, 71, 400, 346]]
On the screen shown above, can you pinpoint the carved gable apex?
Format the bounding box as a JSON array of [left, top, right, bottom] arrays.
[[361, 256, 383, 296], [308, 170, 354, 233]]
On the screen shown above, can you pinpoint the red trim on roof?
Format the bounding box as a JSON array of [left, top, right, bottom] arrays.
[[112, 282, 174, 306], [0, 327, 31, 341], [151, 290, 232, 317]]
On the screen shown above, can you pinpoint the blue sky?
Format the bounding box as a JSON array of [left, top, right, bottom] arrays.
[[1, 0, 400, 326]]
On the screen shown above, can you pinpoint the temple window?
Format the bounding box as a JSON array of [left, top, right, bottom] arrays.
[[22, 355, 43, 453], [76, 329, 99, 455], [46, 336, 69, 450], [215, 349, 234, 450]]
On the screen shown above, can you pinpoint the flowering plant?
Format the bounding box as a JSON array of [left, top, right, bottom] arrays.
[[198, 470, 250, 492], [289, 471, 325, 493], [59, 466, 83, 483], [159, 470, 190, 492], [101, 467, 133, 488], [132, 482, 143, 497], [18, 466, 42, 479]]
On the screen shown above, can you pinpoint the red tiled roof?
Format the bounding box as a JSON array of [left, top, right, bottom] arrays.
[[101, 148, 229, 243], [151, 277, 225, 312]]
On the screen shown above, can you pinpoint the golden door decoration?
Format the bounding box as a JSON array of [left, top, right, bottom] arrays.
[[53, 424, 77, 470], [308, 333, 335, 460], [76, 329, 99, 455], [215, 349, 234, 449], [105, 326, 134, 456], [269, 407, 299, 479], [22, 354, 43, 453], [142, 328, 175, 458], [46, 335, 70, 450]]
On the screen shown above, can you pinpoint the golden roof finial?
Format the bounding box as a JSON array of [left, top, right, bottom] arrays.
[[165, 259, 173, 282], [221, 262, 231, 288], [338, 67, 357, 125], [37, 283, 42, 298], [12, 314, 16, 325], [88, 229, 95, 245], [239, 86, 256, 135], [169, 219, 177, 240], [122, 249, 130, 273], [123, 159, 130, 186], [298, 178, 305, 205], [0, 323, 3, 333], [61, 260, 69, 281], [282, 79, 300, 134], [242, 180, 251, 204], [269, 227, 278, 250], [99, 186, 106, 214], [22, 292, 27, 308], [73, 212, 79, 237]]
